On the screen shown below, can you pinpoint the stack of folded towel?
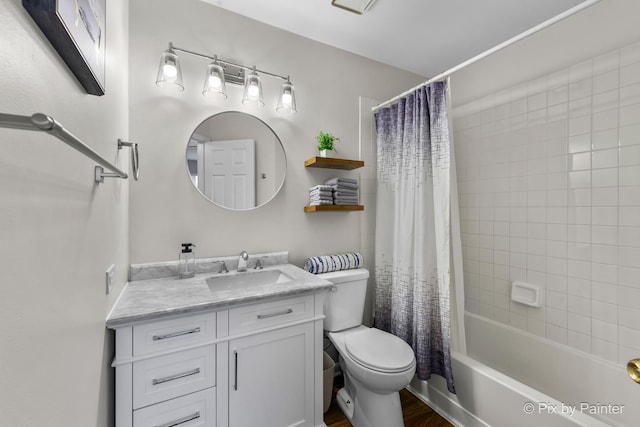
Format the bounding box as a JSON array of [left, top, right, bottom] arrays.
[[309, 184, 334, 206], [325, 177, 359, 205]]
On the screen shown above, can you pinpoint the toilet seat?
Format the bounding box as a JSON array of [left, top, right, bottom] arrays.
[[345, 328, 415, 373]]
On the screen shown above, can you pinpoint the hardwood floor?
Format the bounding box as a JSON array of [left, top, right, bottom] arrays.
[[324, 386, 455, 427]]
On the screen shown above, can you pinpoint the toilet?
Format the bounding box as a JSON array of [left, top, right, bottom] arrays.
[[320, 268, 416, 427]]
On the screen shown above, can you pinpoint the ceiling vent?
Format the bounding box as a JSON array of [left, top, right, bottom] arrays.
[[331, 0, 377, 15]]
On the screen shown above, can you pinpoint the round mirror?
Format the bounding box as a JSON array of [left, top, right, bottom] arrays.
[[186, 112, 287, 210]]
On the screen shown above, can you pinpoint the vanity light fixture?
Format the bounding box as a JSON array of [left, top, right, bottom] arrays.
[[155, 43, 297, 114], [156, 43, 184, 91], [242, 67, 264, 107], [276, 78, 297, 115], [202, 57, 227, 99]]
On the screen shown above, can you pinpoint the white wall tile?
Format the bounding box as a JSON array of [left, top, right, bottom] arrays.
[[592, 149, 618, 169], [620, 41, 640, 66], [619, 186, 640, 206], [619, 207, 640, 226], [620, 82, 640, 107], [621, 62, 640, 86], [568, 312, 591, 334], [456, 45, 640, 364], [619, 124, 640, 147], [568, 331, 591, 353], [569, 78, 593, 100], [619, 326, 640, 351], [592, 225, 618, 245], [592, 168, 618, 188], [592, 129, 619, 150], [592, 281, 618, 305], [593, 70, 619, 94], [568, 294, 591, 315]]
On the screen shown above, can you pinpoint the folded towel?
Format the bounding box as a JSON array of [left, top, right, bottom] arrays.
[[304, 252, 364, 274], [324, 177, 358, 186], [330, 182, 359, 190], [309, 190, 333, 197], [335, 200, 359, 205], [309, 200, 334, 206], [309, 198, 333, 204], [334, 193, 359, 199], [310, 184, 334, 192], [333, 189, 358, 197]]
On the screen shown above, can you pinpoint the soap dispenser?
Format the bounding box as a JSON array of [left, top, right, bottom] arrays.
[[178, 243, 196, 279]]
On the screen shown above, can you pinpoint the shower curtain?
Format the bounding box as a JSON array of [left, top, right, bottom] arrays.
[[374, 81, 455, 393]]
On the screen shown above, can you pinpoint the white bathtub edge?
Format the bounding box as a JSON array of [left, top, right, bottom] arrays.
[[407, 350, 612, 427], [407, 379, 489, 427]]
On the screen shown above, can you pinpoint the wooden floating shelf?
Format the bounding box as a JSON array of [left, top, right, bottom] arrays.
[[304, 205, 364, 212], [304, 157, 364, 170]]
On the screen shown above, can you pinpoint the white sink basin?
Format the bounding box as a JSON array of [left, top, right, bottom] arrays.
[[206, 269, 294, 291]]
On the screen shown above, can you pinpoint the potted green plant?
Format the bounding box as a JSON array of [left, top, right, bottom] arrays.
[[316, 131, 339, 157]]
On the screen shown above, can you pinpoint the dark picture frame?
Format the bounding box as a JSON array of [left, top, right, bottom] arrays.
[[23, 0, 106, 96]]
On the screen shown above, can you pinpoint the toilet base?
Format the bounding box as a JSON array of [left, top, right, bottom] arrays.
[[336, 376, 405, 427]]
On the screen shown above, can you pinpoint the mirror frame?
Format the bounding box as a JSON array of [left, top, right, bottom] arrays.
[[186, 111, 287, 211]]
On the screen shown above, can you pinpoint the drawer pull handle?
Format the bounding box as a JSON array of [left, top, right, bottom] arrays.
[[154, 411, 200, 427], [152, 368, 201, 386], [234, 350, 238, 391], [152, 327, 201, 341], [257, 308, 293, 320]]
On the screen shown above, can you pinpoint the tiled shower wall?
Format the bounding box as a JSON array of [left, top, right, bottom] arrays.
[[453, 40, 640, 365]]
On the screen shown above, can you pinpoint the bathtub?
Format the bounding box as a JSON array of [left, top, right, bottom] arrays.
[[408, 313, 638, 427]]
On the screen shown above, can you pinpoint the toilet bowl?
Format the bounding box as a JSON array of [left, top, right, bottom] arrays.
[[320, 269, 416, 427]]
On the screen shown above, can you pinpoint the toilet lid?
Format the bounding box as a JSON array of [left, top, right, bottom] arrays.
[[345, 328, 415, 373]]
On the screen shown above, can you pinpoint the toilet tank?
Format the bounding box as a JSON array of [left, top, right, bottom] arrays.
[[320, 268, 370, 332]]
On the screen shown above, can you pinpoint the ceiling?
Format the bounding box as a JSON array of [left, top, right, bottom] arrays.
[[203, 0, 589, 78]]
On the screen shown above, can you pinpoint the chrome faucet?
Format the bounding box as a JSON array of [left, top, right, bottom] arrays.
[[237, 250, 249, 272]]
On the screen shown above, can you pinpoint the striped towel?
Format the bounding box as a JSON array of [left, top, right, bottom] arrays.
[[304, 252, 363, 274]]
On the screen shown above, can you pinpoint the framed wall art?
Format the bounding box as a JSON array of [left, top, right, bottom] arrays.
[[23, 0, 106, 96]]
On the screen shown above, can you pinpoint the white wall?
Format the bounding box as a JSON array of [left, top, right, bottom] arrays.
[[0, 1, 129, 426], [128, 0, 424, 267], [451, 0, 640, 366]]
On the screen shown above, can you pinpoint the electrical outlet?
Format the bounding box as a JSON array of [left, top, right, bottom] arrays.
[[106, 264, 115, 295]]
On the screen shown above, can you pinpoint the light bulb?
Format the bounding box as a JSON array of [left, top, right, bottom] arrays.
[[281, 92, 293, 106], [163, 63, 177, 79], [208, 74, 221, 89], [248, 84, 260, 98]]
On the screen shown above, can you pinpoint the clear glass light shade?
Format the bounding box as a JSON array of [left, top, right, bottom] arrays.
[[242, 70, 264, 106], [276, 80, 297, 114], [156, 51, 184, 91], [202, 62, 227, 98]]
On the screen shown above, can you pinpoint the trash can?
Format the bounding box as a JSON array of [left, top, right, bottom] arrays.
[[323, 351, 336, 413]]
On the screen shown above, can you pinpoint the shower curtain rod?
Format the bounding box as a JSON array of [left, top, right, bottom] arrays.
[[372, 0, 603, 113]]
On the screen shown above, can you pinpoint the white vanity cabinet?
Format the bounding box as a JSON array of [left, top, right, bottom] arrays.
[[111, 293, 327, 427]]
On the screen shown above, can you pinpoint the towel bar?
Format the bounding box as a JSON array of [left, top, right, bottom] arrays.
[[0, 112, 134, 183]]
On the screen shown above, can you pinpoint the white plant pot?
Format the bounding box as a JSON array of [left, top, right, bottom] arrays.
[[320, 149, 330, 158]]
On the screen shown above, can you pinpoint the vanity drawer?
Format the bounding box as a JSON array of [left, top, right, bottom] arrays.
[[133, 388, 215, 427], [133, 312, 215, 356], [133, 345, 216, 409], [229, 295, 314, 335]]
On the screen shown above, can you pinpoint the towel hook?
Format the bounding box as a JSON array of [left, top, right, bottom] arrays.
[[118, 139, 140, 181]]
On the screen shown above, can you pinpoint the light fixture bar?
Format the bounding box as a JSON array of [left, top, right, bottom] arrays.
[[170, 44, 289, 82]]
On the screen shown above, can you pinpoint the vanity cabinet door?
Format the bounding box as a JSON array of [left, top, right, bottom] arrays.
[[228, 323, 314, 427]]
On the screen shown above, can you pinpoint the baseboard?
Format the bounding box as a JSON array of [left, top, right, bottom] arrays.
[[406, 382, 489, 427]]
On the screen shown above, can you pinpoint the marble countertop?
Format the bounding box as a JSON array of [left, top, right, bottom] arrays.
[[106, 263, 333, 328]]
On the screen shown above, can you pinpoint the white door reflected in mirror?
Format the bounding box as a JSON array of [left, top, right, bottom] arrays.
[[186, 111, 287, 211]]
